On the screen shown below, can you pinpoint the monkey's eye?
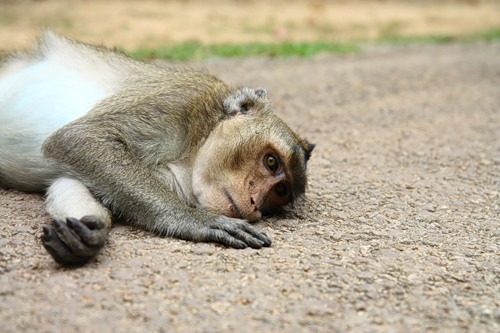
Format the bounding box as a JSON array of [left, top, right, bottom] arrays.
[[264, 154, 280, 172], [275, 182, 288, 197]]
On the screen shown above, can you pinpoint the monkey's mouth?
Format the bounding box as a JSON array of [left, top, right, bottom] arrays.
[[223, 189, 244, 219]]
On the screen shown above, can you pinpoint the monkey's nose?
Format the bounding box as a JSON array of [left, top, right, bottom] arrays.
[[250, 197, 259, 211]]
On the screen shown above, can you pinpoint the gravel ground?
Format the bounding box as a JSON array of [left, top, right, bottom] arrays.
[[0, 42, 499, 333]]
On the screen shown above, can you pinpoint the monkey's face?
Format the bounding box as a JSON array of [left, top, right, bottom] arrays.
[[192, 112, 313, 222]]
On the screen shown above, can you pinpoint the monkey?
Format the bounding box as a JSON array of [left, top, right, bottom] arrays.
[[0, 32, 315, 265]]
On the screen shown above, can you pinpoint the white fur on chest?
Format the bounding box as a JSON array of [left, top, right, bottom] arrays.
[[155, 161, 198, 207], [0, 32, 123, 138], [0, 60, 106, 133], [0, 59, 111, 137], [0, 34, 122, 190]]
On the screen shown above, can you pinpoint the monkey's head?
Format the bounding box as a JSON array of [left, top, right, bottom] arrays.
[[192, 88, 315, 222]]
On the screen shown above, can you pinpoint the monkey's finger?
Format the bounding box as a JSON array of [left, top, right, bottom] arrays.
[[67, 217, 106, 247], [41, 226, 89, 265], [52, 218, 94, 257], [240, 224, 272, 247], [81, 215, 106, 230], [225, 228, 265, 249], [209, 230, 248, 249]]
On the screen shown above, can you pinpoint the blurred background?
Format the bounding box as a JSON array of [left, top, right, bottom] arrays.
[[1, 0, 499, 57]]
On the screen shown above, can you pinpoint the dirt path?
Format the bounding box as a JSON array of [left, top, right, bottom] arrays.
[[1, 0, 499, 50], [1, 41, 499, 332]]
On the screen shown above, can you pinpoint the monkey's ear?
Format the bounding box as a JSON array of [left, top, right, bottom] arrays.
[[223, 87, 269, 116], [254, 88, 267, 98], [302, 139, 316, 162]]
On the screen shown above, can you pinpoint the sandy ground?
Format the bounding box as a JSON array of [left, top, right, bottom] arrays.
[[0, 41, 499, 332], [1, 0, 500, 50], [0, 1, 499, 331]]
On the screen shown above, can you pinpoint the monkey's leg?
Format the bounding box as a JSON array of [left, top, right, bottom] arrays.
[[41, 177, 112, 265]]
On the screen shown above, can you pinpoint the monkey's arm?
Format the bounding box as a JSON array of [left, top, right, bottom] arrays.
[[42, 116, 271, 261]]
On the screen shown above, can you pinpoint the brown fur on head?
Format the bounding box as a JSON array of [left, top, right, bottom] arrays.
[[192, 88, 314, 221]]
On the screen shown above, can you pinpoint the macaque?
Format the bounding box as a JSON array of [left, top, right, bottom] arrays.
[[0, 32, 314, 265]]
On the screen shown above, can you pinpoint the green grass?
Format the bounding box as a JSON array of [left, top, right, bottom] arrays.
[[376, 27, 500, 45], [378, 34, 457, 45], [467, 27, 500, 41], [130, 27, 500, 61], [131, 41, 359, 61]]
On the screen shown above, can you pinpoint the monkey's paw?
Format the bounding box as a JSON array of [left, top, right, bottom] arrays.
[[203, 217, 272, 249], [41, 216, 109, 265]]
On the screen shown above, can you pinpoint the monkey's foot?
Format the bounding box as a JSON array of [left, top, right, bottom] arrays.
[[203, 217, 272, 249], [41, 216, 109, 265]]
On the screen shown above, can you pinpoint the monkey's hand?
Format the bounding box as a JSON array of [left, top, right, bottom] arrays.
[[41, 216, 109, 265], [185, 216, 272, 249]]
